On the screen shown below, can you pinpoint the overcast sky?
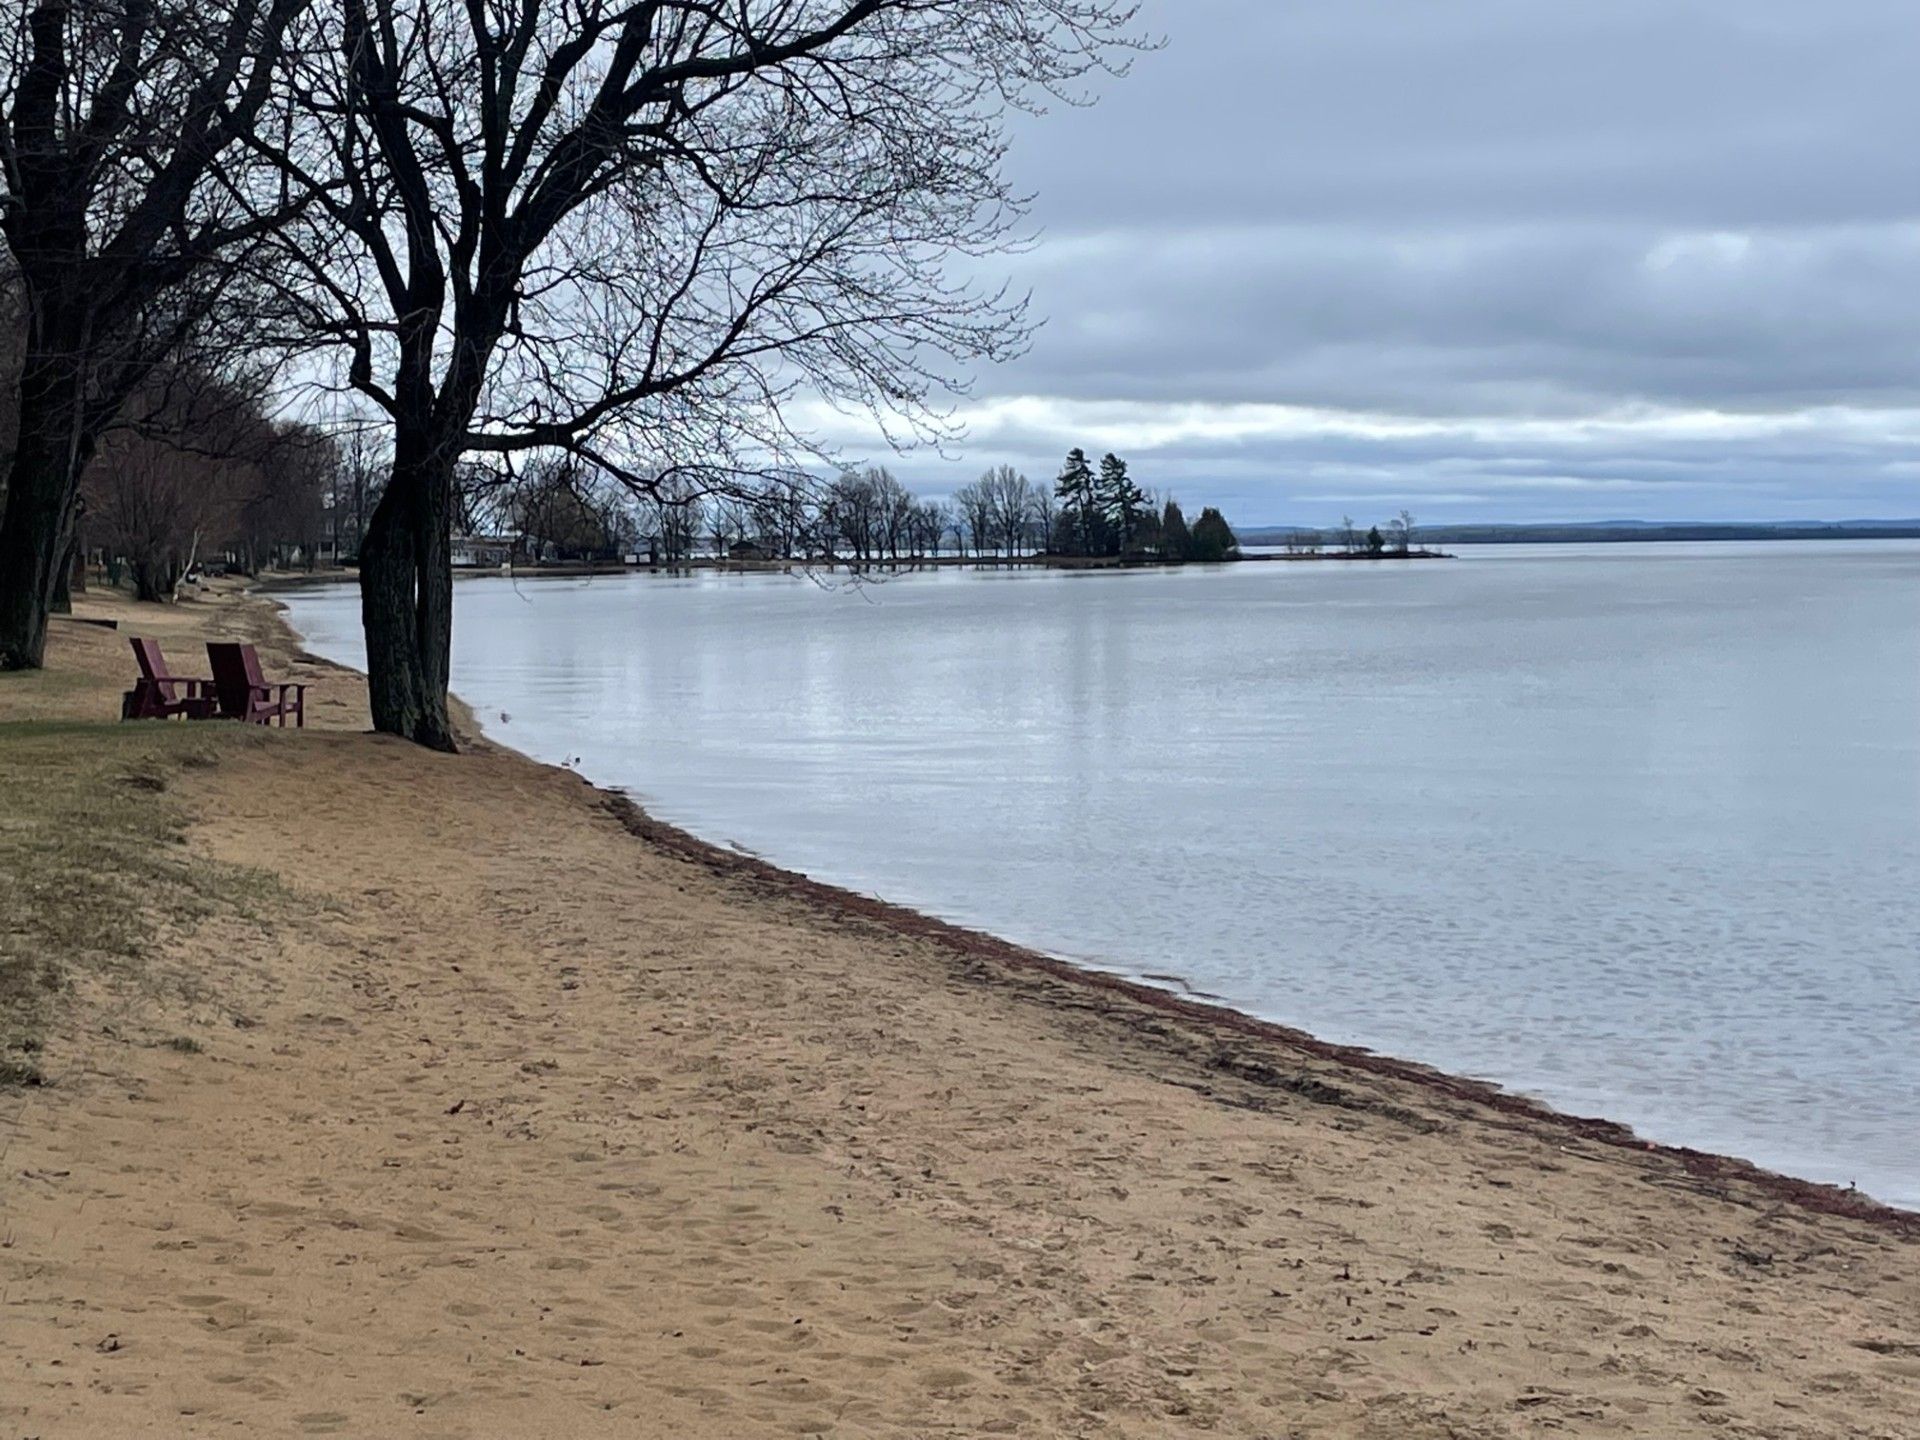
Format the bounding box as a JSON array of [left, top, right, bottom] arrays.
[[826, 0, 1920, 527]]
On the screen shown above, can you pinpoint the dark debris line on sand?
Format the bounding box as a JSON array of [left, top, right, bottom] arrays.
[[597, 790, 1920, 1239]]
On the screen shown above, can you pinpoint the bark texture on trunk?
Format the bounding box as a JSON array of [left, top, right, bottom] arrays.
[[130, 557, 170, 603], [0, 357, 88, 667], [51, 535, 73, 614], [67, 522, 87, 594], [359, 445, 457, 751], [0, 497, 61, 667]]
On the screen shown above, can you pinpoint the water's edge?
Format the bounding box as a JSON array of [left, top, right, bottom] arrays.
[[262, 582, 1918, 1229]]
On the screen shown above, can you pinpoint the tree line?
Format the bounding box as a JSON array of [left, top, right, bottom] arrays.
[[1272, 510, 1423, 556], [83, 364, 336, 600], [443, 449, 1242, 568], [0, 0, 1143, 748], [930, 450, 1238, 562], [0, 323, 343, 604], [1041, 448, 1237, 561]]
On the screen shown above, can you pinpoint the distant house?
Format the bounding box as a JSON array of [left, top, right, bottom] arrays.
[[451, 534, 514, 568], [728, 539, 770, 562]]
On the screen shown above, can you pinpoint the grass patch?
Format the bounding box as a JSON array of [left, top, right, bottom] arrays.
[[0, 720, 284, 1078], [0, 660, 120, 726], [0, 1057, 47, 1087]]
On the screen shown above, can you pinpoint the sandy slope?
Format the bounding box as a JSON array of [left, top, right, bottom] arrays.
[[3, 584, 1919, 1438]]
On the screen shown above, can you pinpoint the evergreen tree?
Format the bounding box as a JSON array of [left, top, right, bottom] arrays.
[[1054, 448, 1096, 555], [1189, 506, 1239, 562], [1131, 502, 1163, 554], [1097, 453, 1147, 553], [1366, 524, 1385, 554], [1161, 498, 1192, 561]]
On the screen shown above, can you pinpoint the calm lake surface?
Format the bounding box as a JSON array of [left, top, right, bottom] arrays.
[[284, 542, 1920, 1208]]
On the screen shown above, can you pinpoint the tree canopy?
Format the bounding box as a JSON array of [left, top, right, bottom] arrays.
[[0, 0, 1144, 747]]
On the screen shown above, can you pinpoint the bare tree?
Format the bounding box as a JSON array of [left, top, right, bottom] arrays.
[[1340, 514, 1358, 554], [715, 495, 756, 559], [254, 0, 1139, 746], [0, 0, 309, 667], [326, 421, 388, 562], [1032, 484, 1056, 555], [942, 506, 967, 557], [88, 431, 241, 598], [823, 468, 880, 564], [1395, 508, 1415, 554], [232, 422, 333, 570], [83, 362, 330, 591], [641, 472, 702, 564], [872, 467, 913, 561], [950, 477, 994, 559], [911, 501, 948, 559], [749, 480, 812, 560], [980, 464, 1035, 559]]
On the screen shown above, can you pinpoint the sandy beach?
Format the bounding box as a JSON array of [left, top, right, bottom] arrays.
[[4, 582, 1919, 1439]]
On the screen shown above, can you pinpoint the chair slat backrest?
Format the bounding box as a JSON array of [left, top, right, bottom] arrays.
[[131, 637, 166, 683], [206, 642, 251, 718], [130, 638, 179, 701], [237, 643, 269, 689]]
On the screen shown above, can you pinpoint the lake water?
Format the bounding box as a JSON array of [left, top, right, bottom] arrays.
[[283, 542, 1920, 1209]]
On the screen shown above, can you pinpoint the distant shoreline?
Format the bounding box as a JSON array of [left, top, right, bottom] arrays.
[[1243, 521, 1920, 547], [261, 548, 1455, 586]]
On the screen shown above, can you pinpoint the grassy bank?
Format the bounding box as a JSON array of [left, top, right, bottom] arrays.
[[0, 721, 290, 1082]]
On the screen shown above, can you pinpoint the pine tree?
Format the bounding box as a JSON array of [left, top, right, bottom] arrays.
[[1097, 453, 1146, 554], [1161, 498, 1192, 562], [1054, 448, 1096, 555], [1189, 507, 1239, 562]]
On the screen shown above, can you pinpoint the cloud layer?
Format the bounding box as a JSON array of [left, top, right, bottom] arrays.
[[848, 0, 1920, 525]]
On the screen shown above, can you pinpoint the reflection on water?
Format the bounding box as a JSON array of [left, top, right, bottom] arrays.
[[285, 541, 1920, 1208]]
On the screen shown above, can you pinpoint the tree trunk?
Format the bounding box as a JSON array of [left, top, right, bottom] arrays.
[[132, 556, 169, 603], [0, 368, 88, 667], [68, 522, 87, 594], [359, 444, 457, 751], [51, 533, 73, 614], [0, 276, 112, 663]]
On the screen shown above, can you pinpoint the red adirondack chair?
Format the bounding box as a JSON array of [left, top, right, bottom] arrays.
[[207, 642, 308, 727], [124, 638, 218, 720]]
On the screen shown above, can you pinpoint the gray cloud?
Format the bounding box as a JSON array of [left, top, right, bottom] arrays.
[[855, 0, 1920, 525], [999, 222, 1920, 416]]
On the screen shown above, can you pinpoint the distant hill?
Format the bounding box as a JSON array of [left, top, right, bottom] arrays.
[[1241, 519, 1920, 547]]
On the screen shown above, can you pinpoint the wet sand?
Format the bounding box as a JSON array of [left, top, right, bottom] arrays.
[[3, 582, 1918, 1438]]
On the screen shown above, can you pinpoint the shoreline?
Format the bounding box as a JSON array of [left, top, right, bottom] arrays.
[[604, 786, 1920, 1232], [260, 579, 1916, 1233], [253, 546, 1453, 590], [11, 576, 1920, 1436]]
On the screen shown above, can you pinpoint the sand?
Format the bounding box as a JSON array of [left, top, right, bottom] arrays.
[[3, 582, 1918, 1438]]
